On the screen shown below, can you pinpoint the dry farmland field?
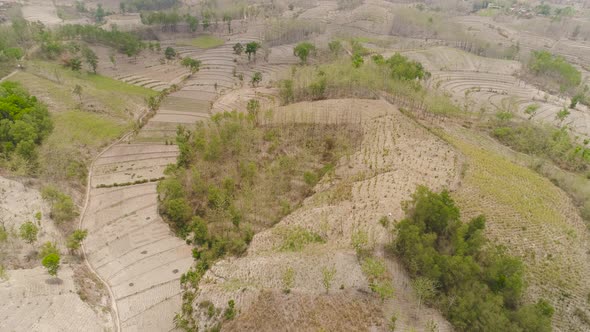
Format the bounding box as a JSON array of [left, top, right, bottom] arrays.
[[1, 0, 590, 331]]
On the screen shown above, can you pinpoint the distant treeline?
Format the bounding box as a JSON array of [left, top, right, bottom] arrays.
[[121, 0, 180, 11]]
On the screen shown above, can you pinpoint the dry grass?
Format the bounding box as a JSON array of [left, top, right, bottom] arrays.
[[221, 290, 384, 332]]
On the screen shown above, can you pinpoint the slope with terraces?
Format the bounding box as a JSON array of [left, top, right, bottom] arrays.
[[81, 27, 285, 330], [401, 47, 590, 138]]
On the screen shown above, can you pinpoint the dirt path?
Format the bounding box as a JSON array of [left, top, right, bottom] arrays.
[[0, 70, 18, 82]]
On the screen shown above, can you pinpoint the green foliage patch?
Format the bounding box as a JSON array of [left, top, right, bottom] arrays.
[[528, 50, 581, 91], [41, 186, 78, 224], [158, 111, 359, 263], [0, 81, 52, 170], [177, 35, 225, 49], [492, 121, 590, 172], [394, 186, 553, 332]]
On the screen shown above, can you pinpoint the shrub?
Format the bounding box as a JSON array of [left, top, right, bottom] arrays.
[[492, 121, 590, 172], [279, 226, 324, 251], [41, 186, 78, 223], [293, 42, 316, 64], [41, 253, 60, 277], [19, 221, 38, 245], [224, 300, 236, 320], [528, 50, 581, 91], [165, 46, 176, 60]]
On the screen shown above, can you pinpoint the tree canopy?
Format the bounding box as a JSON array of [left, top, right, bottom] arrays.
[[529, 50, 581, 91], [394, 186, 553, 332], [0, 82, 52, 164], [293, 42, 316, 64], [245, 42, 261, 61], [42, 253, 60, 277]]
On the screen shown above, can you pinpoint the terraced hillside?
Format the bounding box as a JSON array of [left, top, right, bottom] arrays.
[[81, 33, 272, 330], [402, 47, 590, 138]]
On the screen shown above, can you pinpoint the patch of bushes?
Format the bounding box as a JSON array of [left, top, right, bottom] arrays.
[[122, 0, 179, 11], [393, 186, 553, 332], [0, 81, 52, 171], [492, 121, 590, 172], [278, 55, 459, 117], [95, 177, 164, 188], [41, 186, 78, 224], [56, 24, 145, 57], [159, 111, 359, 261], [528, 50, 581, 92], [277, 226, 325, 251]]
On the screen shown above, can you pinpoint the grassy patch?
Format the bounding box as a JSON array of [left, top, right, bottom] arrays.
[[8, 61, 152, 187], [276, 226, 325, 252], [14, 61, 156, 119], [39, 110, 128, 188], [51, 110, 127, 147], [177, 35, 224, 49]]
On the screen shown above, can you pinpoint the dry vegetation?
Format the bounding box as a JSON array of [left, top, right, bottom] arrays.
[[3, 0, 590, 331]]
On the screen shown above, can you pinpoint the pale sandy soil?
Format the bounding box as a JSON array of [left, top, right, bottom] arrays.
[[0, 176, 111, 332]]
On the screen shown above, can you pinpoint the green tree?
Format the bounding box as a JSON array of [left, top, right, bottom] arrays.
[[95, 4, 106, 23], [19, 221, 38, 246], [185, 14, 198, 32], [352, 54, 364, 68], [82, 47, 98, 73], [371, 280, 395, 302], [233, 42, 243, 56], [245, 42, 261, 61], [251, 72, 262, 87], [524, 104, 539, 119], [293, 42, 316, 64], [66, 229, 88, 253], [73, 84, 83, 104], [181, 57, 201, 74], [42, 252, 60, 277], [165, 46, 176, 60], [246, 99, 260, 124], [556, 108, 570, 123], [322, 266, 336, 294], [351, 229, 369, 257], [65, 57, 82, 72], [41, 186, 79, 223], [328, 40, 342, 56], [39, 241, 59, 258], [223, 13, 232, 33]]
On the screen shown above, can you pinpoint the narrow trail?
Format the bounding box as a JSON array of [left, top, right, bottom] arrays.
[[0, 70, 18, 82]]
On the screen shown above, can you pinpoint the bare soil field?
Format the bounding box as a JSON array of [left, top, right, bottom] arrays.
[[21, 0, 62, 26], [0, 266, 110, 332], [0, 176, 111, 332]]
